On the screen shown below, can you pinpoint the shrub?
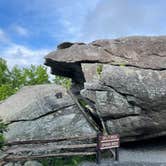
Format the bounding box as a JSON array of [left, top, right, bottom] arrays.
[[0, 119, 8, 149]]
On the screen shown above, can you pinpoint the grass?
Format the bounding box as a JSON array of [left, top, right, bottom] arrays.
[[96, 64, 103, 78], [78, 98, 88, 108], [40, 151, 113, 166], [40, 155, 96, 166]]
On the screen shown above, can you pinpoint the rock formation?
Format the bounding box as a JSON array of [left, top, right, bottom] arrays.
[[1, 36, 166, 165], [0, 84, 95, 157], [45, 36, 166, 142]]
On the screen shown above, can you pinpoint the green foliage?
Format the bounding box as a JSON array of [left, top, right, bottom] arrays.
[[10, 66, 25, 88], [0, 58, 50, 101], [23, 65, 50, 86], [0, 58, 72, 101], [54, 75, 71, 90], [96, 64, 103, 77], [10, 65, 50, 88], [78, 98, 88, 108], [119, 63, 126, 67], [0, 84, 16, 101], [0, 119, 8, 149], [0, 58, 11, 85], [40, 156, 95, 166]]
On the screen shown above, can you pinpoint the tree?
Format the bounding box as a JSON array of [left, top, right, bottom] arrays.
[[0, 84, 16, 101], [23, 65, 50, 86], [0, 58, 11, 85], [0, 58, 72, 101], [53, 75, 71, 90], [0, 58, 50, 101], [10, 65, 25, 89]]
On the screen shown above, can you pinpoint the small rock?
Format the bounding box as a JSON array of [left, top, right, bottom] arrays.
[[4, 162, 21, 166], [23, 160, 42, 166], [4, 163, 14, 166]]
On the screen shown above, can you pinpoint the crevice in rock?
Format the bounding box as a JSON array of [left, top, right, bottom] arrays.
[[45, 59, 86, 84], [7, 104, 75, 125], [102, 113, 140, 121], [67, 90, 103, 132], [147, 53, 166, 57], [63, 62, 148, 133], [82, 86, 142, 121], [98, 83, 161, 127], [102, 83, 160, 114], [45, 58, 106, 133], [121, 130, 166, 143], [109, 63, 166, 71], [90, 43, 166, 71], [101, 83, 147, 108]]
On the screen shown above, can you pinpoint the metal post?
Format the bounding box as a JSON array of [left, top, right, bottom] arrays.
[[114, 148, 119, 161], [96, 133, 101, 164]]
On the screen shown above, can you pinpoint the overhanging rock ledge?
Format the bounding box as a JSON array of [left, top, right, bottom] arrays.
[[45, 36, 166, 142]]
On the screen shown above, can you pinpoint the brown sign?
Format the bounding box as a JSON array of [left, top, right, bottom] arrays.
[[99, 134, 120, 150]]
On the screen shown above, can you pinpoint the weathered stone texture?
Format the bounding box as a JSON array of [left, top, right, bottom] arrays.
[[45, 36, 166, 142], [0, 84, 96, 158]]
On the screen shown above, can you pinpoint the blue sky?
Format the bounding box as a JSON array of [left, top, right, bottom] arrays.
[[0, 0, 166, 67]]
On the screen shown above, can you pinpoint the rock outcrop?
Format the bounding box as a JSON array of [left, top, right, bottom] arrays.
[[0, 84, 96, 157], [45, 36, 166, 83], [45, 36, 166, 142]]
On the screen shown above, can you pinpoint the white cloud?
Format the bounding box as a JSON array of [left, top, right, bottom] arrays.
[[12, 25, 29, 37], [23, 0, 99, 42], [2, 0, 166, 71], [0, 27, 50, 69], [0, 42, 54, 80], [1, 44, 50, 68], [0, 28, 10, 43], [80, 0, 166, 41]]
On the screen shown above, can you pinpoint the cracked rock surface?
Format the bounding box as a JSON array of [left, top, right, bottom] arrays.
[[0, 84, 96, 156], [45, 36, 166, 142], [82, 65, 166, 141]]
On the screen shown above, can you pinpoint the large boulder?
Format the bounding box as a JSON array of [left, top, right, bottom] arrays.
[[0, 84, 96, 156], [82, 65, 166, 141], [45, 36, 166, 84], [45, 36, 166, 142], [45, 36, 166, 69]]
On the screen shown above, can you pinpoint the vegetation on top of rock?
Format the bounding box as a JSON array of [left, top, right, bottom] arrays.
[[0, 119, 8, 149], [96, 64, 103, 77]]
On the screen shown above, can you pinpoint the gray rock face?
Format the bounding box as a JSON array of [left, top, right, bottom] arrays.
[[82, 65, 166, 141], [45, 36, 166, 83], [45, 36, 166, 142], [0, 84, 96, 156], [0, 84, 68, 123], [45, 36, 166, 68]]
